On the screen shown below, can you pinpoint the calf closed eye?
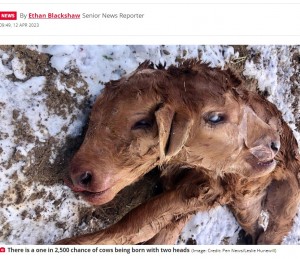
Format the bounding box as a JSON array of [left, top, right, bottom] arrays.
[[132, 119, 153, 130]]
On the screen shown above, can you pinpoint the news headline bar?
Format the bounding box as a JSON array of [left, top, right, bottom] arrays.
[[0, 3, 300, 44]]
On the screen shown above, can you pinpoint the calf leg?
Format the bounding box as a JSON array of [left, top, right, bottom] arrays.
[[142, 214, 193, 245], [257, 173, 300, 244], [229, 198, 264, 244], [56, 170, 221, 245], [56, 191, 211, 244]]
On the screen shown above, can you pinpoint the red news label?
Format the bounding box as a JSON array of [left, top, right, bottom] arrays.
[[0, 11, 17, 20], [0, 247, 5, 253]]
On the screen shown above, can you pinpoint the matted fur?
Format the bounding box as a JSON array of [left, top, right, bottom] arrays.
[[57, 60, 300, 245]]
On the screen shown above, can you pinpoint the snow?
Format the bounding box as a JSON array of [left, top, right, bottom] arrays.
[[178, 206, 240, 245], [0, 45, 299, 245], [11, 57, 27, 80]]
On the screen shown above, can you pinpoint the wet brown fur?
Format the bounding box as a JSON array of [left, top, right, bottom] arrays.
[[57, 60, 300, 245]]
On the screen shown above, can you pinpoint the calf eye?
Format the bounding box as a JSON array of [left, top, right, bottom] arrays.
[[205, 112, 226, 125], [132, 119, 153, 130]]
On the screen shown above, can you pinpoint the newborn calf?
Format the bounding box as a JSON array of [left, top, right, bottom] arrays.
[[58, 60, 300, 245]]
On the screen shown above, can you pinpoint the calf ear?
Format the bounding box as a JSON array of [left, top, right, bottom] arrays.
[[155, 104, 193, 163]]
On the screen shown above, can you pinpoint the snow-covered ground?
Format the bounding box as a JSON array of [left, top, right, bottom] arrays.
[[0, 45, 299, 245]]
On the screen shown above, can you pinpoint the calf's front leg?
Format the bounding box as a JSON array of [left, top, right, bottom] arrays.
[[142, 214, 193, 245], [257, 173, 300, 244], [56, 171, 220, 245]]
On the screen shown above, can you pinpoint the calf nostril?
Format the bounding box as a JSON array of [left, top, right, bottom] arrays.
[[79, 171, 92, 186], [271, 141, 280, 153]]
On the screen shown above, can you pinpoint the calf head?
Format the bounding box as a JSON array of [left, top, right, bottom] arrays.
[[168, 62, 282, 178], [66, 62, 193, 205], [66, 60, 282, 205]]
